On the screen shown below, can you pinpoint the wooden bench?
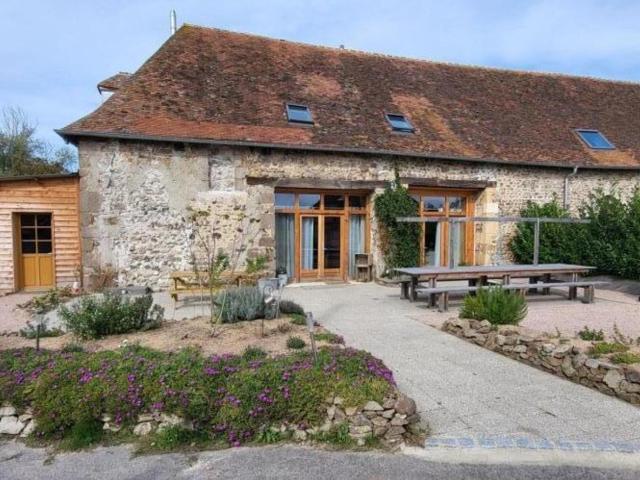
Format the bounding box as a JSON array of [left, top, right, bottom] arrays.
[[169, 271, 262, 302], [415, 281, 608, 311]]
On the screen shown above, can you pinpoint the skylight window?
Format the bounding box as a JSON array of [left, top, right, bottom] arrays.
[[286, 104, 313, 124], [576, 129, 615, 150], [386, 113, 414, 133]]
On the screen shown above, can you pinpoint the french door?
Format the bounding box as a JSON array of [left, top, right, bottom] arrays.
[[300, 215, 343, 279]]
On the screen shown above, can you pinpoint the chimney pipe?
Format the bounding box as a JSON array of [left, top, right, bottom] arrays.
[[170, 10, 177, 35]]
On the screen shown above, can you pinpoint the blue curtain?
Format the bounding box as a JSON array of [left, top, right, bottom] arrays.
[[349, 215, 365, 278], [275, 214, 294, 276]]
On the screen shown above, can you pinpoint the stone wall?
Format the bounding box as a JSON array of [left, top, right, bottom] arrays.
[[443, 318, 640, 406], [78, 139, 640, 289]]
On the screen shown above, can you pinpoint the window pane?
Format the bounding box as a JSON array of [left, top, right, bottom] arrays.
[[275, 192, 295, 209], [21, 241, 36, 254], [386, 114, 414, 132], [424, 223, 442, 266], [423, 196, 445, 213], [348, 195, 366, 208], [448, 196, 465, 214], [287, 104, 313, 124], [451, 223, 466, 267], [299, 194, 321, 209], [20, 214, 35, 227], [324, 217, 341, 269], [324, 195, 345, 209], [38, 241, 52, 254], [577, 130, 614, 149], [36, 214, 52, 227], [37, 227, 52, 240], [301, 217, 318, 270], [275, 214, 295, 277], [21, 228, 36, 240]]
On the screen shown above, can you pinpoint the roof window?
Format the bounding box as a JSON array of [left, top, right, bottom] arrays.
[[286, 104, 313, 124], [386, 113, 414, 133], [576, 129, 615, 150]]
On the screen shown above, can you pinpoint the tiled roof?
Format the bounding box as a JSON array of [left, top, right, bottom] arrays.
[[59, 25, 640, 169]]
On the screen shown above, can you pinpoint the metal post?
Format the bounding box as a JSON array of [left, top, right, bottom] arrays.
[[533, 218, 540, 265], [305, 312, 318, 363]]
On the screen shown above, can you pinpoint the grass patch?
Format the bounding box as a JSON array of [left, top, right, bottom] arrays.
[[460, 287, 527, 325], [286, 336, 306, 349], [289, 313, 306, 326], [578, 326, 605, 341], [590, 342, 629, 356], [611, 352, 640, 364], [59, 418, 103, 450], [314, 332, 344, 345], [152, 426, 210, 451]]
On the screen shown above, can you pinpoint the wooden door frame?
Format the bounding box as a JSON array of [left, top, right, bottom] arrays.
[[409, 188, 477, 267], [14, 211, 56, 291], [275, 189, 369, 282]]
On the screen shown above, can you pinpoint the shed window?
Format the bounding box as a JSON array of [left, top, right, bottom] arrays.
[[576, 129, 615, 150], [286, 104, 313, 124], [386, 113, 414, 133]]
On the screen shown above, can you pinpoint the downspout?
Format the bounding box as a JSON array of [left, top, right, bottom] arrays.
[[563, 166, 578, 210]]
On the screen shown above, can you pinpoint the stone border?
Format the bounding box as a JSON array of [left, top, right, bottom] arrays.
[[442, 318, 640, 405], [0, 391, 426, 450]]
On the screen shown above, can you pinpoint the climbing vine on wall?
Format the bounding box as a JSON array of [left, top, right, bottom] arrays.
[[374, 173, 420, 275]]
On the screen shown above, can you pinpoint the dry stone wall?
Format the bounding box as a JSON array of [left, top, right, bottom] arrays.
[[78, 139, 640, 289]]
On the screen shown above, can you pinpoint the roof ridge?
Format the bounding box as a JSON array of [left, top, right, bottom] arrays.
[[182, 23, 640, 87]]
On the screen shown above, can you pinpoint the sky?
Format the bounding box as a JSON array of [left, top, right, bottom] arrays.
[[1, 0, 640, 150]]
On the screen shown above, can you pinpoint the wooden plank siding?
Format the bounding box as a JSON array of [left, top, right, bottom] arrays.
[[0, 176, 81, 293]]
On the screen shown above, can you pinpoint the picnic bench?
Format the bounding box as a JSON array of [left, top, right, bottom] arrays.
[[169, 271, 262, 302], [395, 263, 601, 308]]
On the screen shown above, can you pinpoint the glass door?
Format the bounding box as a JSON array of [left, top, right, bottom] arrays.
[[300, 216, 319, 277], [323, 216, 342, 278]]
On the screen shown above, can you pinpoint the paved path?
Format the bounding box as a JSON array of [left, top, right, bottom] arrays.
[[2, 441, 639, 480], [286, 283, 640, 452]]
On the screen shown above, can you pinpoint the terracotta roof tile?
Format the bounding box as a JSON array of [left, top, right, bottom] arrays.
[[60, 25, 640, 169]]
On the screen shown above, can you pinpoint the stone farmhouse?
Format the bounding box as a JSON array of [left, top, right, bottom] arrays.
[[50, 24, 640, 290]]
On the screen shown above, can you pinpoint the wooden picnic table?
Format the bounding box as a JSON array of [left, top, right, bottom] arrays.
[[395, 263, 596, 303]]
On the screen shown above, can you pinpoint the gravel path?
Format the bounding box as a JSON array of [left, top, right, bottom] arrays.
[[285, 282, 640, 449]]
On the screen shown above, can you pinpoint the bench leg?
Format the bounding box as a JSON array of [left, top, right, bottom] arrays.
[[410, 278, 418, 302], [542, 274, 551, 295], [528, 276, 540, 294], [583, 285, 595, 304], [401, 282, 408, 300], [438, 292, 449, 312], [429, 278, 437, 307], [568, 286, 577, 300]]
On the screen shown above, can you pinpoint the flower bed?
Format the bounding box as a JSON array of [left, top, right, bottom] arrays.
[[443, 318, 640, 405], [0, 346, 425, 450]]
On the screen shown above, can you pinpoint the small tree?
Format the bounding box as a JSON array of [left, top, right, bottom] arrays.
[[374, 172, 420, 274]]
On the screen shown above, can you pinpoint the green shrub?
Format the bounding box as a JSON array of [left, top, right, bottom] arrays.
[[245, 255, 269, 274], [61, 418, 103, 450], [590, 342, 628, 356], [578, 326, 605, 341], [19, 287, 74, 315], [0, 346, 395, 448], [286, 336, 306, 349], [611, 352, 640, 365], [374, 173, 420, 273], [279, 300, 305, 315], [509, 189, 640, 280], [59, 293, 163, 339], [315, 332, 345, 345], [289, 313, 306, 326], [460, 287, 527, 325], [242, 345, 267, 361], [213, 287, 276, 323]]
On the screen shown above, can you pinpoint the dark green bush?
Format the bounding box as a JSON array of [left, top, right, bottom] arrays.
[[213, 287, 276, 323], [611, 352, 640, 365], [289, 313, 306, 326], [509, 189, 640, 280], [59, 293, 163, 339], [590, 342, 628, 356], [242, 345, 267, 361], [0, 346, 395, 448], [279, 300, 305, 315], [578, 326, 604, 341], [374, 174, 420, 273], [460, 287, 528, 325], [286, 336, 306, 349]]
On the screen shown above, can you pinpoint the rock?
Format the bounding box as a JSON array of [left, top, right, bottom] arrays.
[[20, 419, 36, 437], [324, 395, 334, 404], [382, 398, 395, 409], [0, 416, 25, 435], [381, 409, 395, 419], [598, 362, 619, 370], [100, 413, 112, 423], [384, 425, 406, 438], [350, 414, 372, 427], [451, 318, 470, 330], [572, 353, 588, 368], [160, 413, 184, 426], [306, 427, 318, 435], [0, 406, 16, 417], [620, 381, 640, 394], [349, 425, 372, 435], [138, 413, 154, 423], [517, 335, 535, 344], [500, 326, 520, 336], [345, 406, 358, 416], [625, 366, 640, 384], [478, 320, 492, 333], [561, 356, 576, 377], [371, 417, 388, 427], [333, 396, 344, 405], [394, 394, 416, 416], [18, 413, 33, 423], [293, 429, 307, 441], [363, 401, 383, 411], [391, 416, 408, 426], [133, 422, 153, 436], [333, 408, 347, 422], [503, 336, 517, 346], [102, 422, 121, 433], [319, 420, 333, 432], [472, 334, 487, 345], [496, 335, 506, 346], [541, 343, 556, 354], [373, 425, 388, 437], [585, 358, 600, 370], [406, 414, 420, 425], [552, 344, 573, 358], [604, 370, 624, 390], [326, 406, 336, 420], [513, 345, 527, 353], [363, 411, 378, 419]]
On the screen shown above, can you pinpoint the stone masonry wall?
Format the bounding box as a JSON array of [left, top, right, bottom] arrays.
[[78, 139, 640, 289]]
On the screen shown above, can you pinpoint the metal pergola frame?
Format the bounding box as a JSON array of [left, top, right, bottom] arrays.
[[396, 216, 590, 268]]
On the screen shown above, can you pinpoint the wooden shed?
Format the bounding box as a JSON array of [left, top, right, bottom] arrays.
[[0, 174, 81, 293]]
